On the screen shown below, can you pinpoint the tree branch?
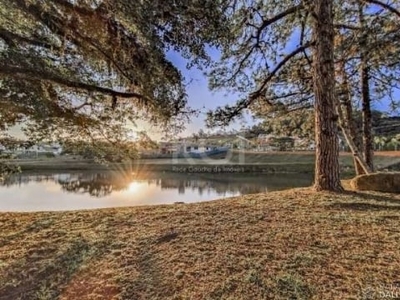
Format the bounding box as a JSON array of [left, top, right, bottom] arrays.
[[225, 44, 257, 83], [209, 42, 315, 125], [262, 91, 313, 106], [300, 12, 313, 66], [225, 5, 305, 84], [0, 64, 146, 100], [334, 23, 362, 30], [0, 27, 58, 49], [365, 0, 400, 17], [249, 42, 314, 103], [256, 4, 304, 43]]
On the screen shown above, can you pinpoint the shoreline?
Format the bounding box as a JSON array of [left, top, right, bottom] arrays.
[[16, 161, 318, 174], [3, 151, 399, 174]]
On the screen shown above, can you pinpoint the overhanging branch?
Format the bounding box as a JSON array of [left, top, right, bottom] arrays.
[[0, 64, 146, 100], [0, 27, 58, 49]]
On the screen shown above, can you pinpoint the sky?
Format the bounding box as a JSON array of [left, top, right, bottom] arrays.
[[152, 48, 398, 141], [140, 50, 255, 140]]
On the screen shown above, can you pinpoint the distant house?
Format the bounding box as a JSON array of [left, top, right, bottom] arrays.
[[234, 135, 255, 150], [159, 139, 227, 155], [181, 142, 221, 154], [159, 141, 181, 154], [25, 143, 63, 155], [271, 137, 295, 151]]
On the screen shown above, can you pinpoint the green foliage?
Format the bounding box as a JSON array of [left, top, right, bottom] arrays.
[[62, 140, 138, 163], [256, 108, 315, 140], [203, 0, 400, 127], [254, 109, 400, 143], [0, 153, 20, 181], [0, 163, 20, 181], [0, 0, 229, 154]]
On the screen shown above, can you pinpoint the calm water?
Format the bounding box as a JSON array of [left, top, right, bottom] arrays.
[[0, 171, 312, 212]]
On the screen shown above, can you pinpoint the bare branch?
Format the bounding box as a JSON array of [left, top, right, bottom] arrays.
[[226, 5, 305, 84], [334, 23, 362, 30], [249, 42, 314, 103], [225, 44, 257, 83], [209, 42, 314, 125], [365, 0, 400, 17], [255, 4, 304, 43], [300, 12, 312, 66]]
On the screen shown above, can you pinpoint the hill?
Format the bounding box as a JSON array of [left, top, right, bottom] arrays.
[[1, 189, 399, 299]]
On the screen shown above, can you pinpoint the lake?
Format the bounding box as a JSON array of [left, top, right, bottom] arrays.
[[0, 171, 313, 212]]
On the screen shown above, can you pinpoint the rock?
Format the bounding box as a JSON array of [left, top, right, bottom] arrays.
[[350, 172, 400, 193]]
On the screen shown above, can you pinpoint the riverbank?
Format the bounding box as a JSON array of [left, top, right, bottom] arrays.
[[7, 151, 400, 174], [1, 189, 399, 299]]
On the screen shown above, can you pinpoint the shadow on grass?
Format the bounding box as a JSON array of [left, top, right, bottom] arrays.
[[0, 235, 114, 300], [329, 191, 400, 211], [331, 202, 400, 211], [118, 232, 179, 300]]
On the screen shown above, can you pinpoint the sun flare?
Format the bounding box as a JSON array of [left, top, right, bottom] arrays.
[[128, 182, 142, 193], [127, 131, 138, 141]]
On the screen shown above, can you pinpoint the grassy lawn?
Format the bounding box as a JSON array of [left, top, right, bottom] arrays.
[[1, 189, 400, 299]]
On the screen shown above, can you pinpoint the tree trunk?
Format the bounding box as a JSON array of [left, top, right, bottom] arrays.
[[359, 3, 375, 172], [312, 0, 343, 192], [335, 97, 372, 175], [361, 65, 374, 169], [336, 61, 369, 175], [353, 157, 364, 175]]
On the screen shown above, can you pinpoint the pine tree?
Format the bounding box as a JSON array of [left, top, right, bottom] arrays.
[[205, 1, 343, 191]]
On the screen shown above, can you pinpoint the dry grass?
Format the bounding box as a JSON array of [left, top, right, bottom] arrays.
[[1, 189, 400, 299]]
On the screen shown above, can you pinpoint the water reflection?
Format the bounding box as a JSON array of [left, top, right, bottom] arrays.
[[2, 171, 312, 196], [0, 171, 312, 211]]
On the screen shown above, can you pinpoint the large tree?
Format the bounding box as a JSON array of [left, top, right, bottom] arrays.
[[0, 0, 227, 151], [205, 0, 344, 190], [311, 0, 343, 191], [211, 0, 400, 180], [334, 0, 400, 173]]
